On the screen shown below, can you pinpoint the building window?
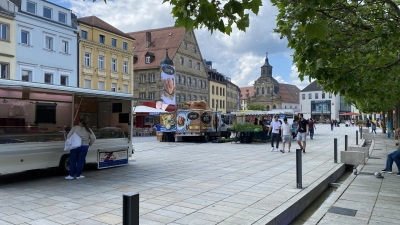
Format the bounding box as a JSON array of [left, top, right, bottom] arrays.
[[220, 100, 222, 108], [145, 56, 150, 64], [262, 87, 264, 94], [111, 59, 117, 71], [302, 94, 305, 100], [187, 77, 191, 86], [193, 95, 197, 101], [212, 99, 215, 108], [84, 79, 91, 88], [177, 75, 180, 84], [98, 56, 104, 69], [181, 94, 185, 102], [188, 60, 192, 68], [196, 62, 200, 70], [315, 93, 318, 99], [98, 81, 105, 90], [123, 42, 128, 50], [123, 85, 128, 93], [222, 88, 225, 96], [21, 70, 32, 81], [111, 38, 117, 47], [0, 23, 9, 41], [123, 61, 128, 74], [58, 12, 66, 23], [308, 93, 312, 99], [149, 92, 155, 100], [180, 57, 184, 65], [187, 95, 191, 101], [21, 30, 29, 45], [45, 36, 53, 50], [81, 30, 87, 39], [212, 85, 214, 94], [329, 93, 333, 98], [216, 87, 219, 95], [181, 76, 185, 85], [60, 75, 68, 86], [27, 1, 36, 14], [111, 83, 117, 92], [267, 87, 270, 94], [149, 73, 155, 82], [193, 79, 196, 87], [176, 94, 180, 103], [62, 40, 68, 53], [193, 46, 197, 53], [139, 92, 146, 99], [84, 53, 90, 66], [99, 34, 105, 44], [322, 92, 325, 99], [183, 42, 187, 49], [44, 73, 53, 84], [140, 74, 146, 83], [0, 63, 9, 79], [43, 7, 52, 19]]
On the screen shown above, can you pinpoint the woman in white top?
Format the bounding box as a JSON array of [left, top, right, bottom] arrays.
[[65, 119, 96, 180]]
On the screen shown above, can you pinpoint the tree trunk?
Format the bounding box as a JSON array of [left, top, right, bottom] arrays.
[[382, 112, 386, 133]]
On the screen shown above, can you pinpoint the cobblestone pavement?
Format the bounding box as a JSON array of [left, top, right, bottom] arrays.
[[0, 124, 360, 225]]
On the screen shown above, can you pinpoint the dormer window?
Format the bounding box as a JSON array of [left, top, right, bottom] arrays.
[[183, 42, 187, 50], [27, 1, 36, 14], [145, 52, 155, 64], [145, 56, 150, 64]]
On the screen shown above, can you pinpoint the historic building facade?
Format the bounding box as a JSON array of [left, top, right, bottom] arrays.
[[226, 79, 240, 113], [240, 54, 300, 110], [10, 0, 78, 86], [0, 0, 16, 80], [128, 27, 209, 109], [78, 16, 134, 93]]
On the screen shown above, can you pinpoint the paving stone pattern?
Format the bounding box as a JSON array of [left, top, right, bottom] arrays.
[[0, 125, 361, 224]]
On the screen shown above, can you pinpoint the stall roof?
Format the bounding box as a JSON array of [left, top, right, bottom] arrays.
[[0, 79, 135, 100]]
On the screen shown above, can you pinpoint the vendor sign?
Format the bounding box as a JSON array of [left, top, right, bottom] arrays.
[[98, 149, 128, 169], [161, 64, 176, 105]]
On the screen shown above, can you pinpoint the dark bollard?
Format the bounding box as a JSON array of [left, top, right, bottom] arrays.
[[123, 192, 139, 225], [360, 128, 363, 139], [345, 135, 348, 151], [296, 149, 302, 189], [334, 138, 338, 163], [356, 131, 358, 145]]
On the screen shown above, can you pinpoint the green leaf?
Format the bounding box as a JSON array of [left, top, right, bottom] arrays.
[[236, 14, 250, 31], [249, 0, 263, 15], [305, 21, 328, 40]]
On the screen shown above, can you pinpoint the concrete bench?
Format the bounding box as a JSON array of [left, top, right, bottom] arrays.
[[363, 133, 374, 143], [341, 151, 366, 165], [348, 146, 370, 158], [358, 139, 366, 147], [362, 128, 369, 134]]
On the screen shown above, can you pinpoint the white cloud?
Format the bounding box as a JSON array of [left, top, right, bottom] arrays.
[[274, 75, 288, 84], [289, 65, 314, 90]]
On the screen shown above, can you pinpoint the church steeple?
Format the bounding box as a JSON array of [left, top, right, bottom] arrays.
[[261, 52, 273, 77]]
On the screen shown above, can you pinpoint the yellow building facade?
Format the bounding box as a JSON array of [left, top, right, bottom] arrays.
[[78, 16, 134, 93], [209, 80, 227, 113], [0, 0, 16, 80]]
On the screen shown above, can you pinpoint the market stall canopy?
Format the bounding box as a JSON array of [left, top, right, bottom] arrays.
[[339, 112, 360, 116], [132, 106, 167, 114]]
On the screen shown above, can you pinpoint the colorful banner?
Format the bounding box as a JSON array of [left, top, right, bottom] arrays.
[[161, 64, 176, 105], [160, 113, 177, 132], [98, 149, 128, 169]]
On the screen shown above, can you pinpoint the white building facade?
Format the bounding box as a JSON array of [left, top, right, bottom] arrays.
[[11, 0, 78, 86]]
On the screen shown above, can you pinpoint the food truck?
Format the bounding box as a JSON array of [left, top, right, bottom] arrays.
[[0, 79, 134, 175]]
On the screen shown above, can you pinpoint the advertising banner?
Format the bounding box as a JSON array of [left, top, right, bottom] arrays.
[[98, 149, 128, 169], [161, 64, 176, 105], [160, 113, 177, 132]]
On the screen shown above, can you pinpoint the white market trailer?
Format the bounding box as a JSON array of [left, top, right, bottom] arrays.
[[0, 79, 135, 175]]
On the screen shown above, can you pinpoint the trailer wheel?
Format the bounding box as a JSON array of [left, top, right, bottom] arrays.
[[203, 134, 210, 142], [59, 154, 70, 174]]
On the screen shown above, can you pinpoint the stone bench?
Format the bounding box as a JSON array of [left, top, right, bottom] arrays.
[[341, 151, 366, 165], [348, 146, 370, 158], [362, 128, 369, 134], [358, 139, 366, 147], [363, 133, 374, 143]]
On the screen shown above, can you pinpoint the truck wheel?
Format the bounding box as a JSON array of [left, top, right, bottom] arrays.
[[203, 134, 210, 142], [59, 154, 70, 174]]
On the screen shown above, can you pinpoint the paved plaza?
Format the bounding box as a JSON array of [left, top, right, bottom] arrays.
[[0, 124, 392, 225]]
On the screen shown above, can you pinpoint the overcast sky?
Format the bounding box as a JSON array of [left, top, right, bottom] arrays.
[[54, 0, 312, 89]]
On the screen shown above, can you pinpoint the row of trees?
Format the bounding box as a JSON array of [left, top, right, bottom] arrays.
[[163, 0, 400, 130]]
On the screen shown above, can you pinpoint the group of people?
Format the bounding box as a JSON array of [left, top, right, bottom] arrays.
[[267, 113, 316, 154]]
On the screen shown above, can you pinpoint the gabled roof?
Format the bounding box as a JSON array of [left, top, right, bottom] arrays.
[[239, 86, 254, 100], [127, 26, 186, 70], [78, 16, 134, 40], [278, 83, 300, 104], [301, 80, 322, 92]]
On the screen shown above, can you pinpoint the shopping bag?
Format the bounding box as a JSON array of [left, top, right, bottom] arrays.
[[64, 132, 81, 151]]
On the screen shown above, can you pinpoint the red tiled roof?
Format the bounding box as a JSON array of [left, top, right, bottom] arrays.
[[127, 27, 186, 70], [240, 86, 254, 100], [278, 83, 300, 103], [78, 16, 134, 40]]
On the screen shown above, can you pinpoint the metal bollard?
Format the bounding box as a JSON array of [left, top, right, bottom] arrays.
[[123, 192, 139, 225], [334, 138, 338, 163], [360, 128, 363, 139], [296, 149, 302, 189], [345, 135, 348, 151], [356, 131, 358, 145]]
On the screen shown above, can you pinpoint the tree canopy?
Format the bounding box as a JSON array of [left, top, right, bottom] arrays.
[[247, 104, 265, 110]]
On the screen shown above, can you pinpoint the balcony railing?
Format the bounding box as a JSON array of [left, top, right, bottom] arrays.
[[0, 0, 15, 15]]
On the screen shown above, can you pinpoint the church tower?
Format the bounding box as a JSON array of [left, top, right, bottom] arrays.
[[261, 52, 273, 77]]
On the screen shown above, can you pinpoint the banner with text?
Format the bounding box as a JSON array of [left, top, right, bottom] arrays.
[[161, 64, 176, 105]]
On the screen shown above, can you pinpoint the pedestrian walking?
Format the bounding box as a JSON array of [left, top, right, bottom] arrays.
[[308, 118, 316, 139], [269, 115, 281, 152], [280, 117, 292, 153], [292, 121, 297, 139], [65, 119, 96, 180], [330, 119, 334, 131], [296, 113, 309, 153], [372, 122, 377, 135], [381, 142, 400, 175]]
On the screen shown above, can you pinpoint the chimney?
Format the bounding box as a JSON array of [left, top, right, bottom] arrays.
[[146, 32, 151, 48]]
